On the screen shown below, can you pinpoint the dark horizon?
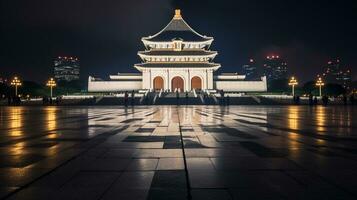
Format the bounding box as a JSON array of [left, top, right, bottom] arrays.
[[1, 0, 357, 83]]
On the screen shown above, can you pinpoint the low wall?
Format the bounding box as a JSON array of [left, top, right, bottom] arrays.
[[215, 80, 267, 92], [88, 80, 142, 92]]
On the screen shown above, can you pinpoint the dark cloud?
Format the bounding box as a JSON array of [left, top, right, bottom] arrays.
[[1, 0, 356, 83]]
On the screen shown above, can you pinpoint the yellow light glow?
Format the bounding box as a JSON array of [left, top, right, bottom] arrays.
[[288, 76, 298, 86], [316, 106, 326, 132], [10, 107, 24, 137], [46, 107, 57, 132], [46, 78, 57, 87], [316, 77, 325, 86], [174, 9, 182, 19]]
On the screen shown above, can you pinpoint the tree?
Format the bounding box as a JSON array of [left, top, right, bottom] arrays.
[[268, 78, 290, 93], [0, 83, 11, 97], [19, 81, 47, 97], [302, 81, 319, 96], [324, 83, 346, 97], [56, 80, 84, 95]]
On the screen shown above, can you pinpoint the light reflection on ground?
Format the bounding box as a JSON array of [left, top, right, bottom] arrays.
[[0, 105, 356, 199]]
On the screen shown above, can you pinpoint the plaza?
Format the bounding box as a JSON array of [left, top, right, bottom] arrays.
[[0, 105, 356, 199]]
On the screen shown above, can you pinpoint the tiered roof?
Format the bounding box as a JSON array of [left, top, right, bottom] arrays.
[[142, 10, 212, 42], [135, 9, 220, 71], [138, 50, 217, 56], [135, 63, 220, 68]]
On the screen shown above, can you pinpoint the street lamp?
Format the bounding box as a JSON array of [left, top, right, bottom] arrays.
[[46, 78, 57, 98], [315, 77, 325, 97], [10, 76, 22, 96], [288, 76, 298, 96]]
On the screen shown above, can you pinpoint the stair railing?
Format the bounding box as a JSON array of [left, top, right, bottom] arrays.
[[139, 90, 149, 104]]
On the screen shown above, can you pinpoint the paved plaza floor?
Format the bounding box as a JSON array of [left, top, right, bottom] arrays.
[[0, 105, 356, 200]]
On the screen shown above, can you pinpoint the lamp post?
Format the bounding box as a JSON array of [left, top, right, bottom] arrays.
[[288, 76, 298, 96], [315, 77, 324, 97], [46, 78, 57, 98], [10, 76, 22, 96]]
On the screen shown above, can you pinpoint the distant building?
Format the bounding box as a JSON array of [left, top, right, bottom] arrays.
[[242, 59, 258, 80], [54, 56, 80, 81], [322, 59, 352, 89], [263, 55, 288, 82]]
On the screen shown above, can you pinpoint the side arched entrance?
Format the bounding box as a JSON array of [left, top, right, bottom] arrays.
[[171, 76, 184, 92], [191, 76, 202, 90], [153, 76, 164, 91]]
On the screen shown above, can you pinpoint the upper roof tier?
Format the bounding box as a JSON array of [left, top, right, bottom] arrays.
[[142, 9, 213, 42], [138, 50, 217, 56]]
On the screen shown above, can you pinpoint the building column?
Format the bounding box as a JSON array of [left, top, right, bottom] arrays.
[[142, 69, 149, 90], [206, 69, 209, 90], [207, 69, 213, 89], [167, 69, 170, 91], [149, 69, 152, 90], [186, 69, 190, 91]]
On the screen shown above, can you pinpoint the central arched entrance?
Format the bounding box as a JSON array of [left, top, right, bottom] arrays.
[[191, 76, 202, 90], [153, 76, 164, 91], [171, 76, 184, 92]]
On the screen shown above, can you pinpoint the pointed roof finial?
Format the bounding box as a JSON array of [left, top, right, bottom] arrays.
[[174, 9, 182, 19]]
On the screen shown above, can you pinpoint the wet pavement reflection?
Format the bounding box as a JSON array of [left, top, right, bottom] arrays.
[[0, 105, 356, 199]]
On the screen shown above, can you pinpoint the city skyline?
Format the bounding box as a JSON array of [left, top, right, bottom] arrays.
[[1, 0, 356, 83]]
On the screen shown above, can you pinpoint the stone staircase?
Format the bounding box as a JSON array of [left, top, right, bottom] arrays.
[[154, 92, 202, 105]]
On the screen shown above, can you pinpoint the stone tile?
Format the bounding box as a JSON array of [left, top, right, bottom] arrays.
[[55, 171, 120, 200], [0, 106, 356, 199], [102, 189, 150, 200], [0, 187, 18, 199], [0, 154, 46, 168], [191, 189, 233, 200], [134, 149, 183, 158], [147, 189, 187, 200], [126, 159, 159, 171], [80, 158, 131, 171], [114, 171, 154, 189], [229, 188, 285, 200], [157, 158, 185, 170], [189, 170, 226, 188], [187, 158, 215, 170], [0, 168, 48, 187], [150, 170, 187, 189]]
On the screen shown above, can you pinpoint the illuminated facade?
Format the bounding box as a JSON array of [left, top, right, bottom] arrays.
[[88, 9, 267, 92], [322, 59, 352, 89], [54, 56, 80, 82], [263, 55, 288, 82], [242, 59, 258, 80]]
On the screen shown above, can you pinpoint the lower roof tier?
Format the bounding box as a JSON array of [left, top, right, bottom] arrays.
[[138, 50, 217, 56], [134, 62, 221, 69]]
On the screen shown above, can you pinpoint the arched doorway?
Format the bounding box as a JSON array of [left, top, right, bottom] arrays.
[[153, 77, 164, 91], [171, 76, 184, 92], [191, 76, 202, 90]]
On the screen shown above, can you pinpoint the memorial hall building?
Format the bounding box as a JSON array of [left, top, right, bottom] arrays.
[[88, 9, 267, 93]]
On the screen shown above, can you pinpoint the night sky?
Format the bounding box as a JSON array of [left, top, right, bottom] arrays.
[[1, 0, 357, 83]]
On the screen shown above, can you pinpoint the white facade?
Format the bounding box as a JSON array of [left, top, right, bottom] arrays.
[[88, 76, 142, 92], [215, 77, 267, 92], [88, 9, 267, 93], [138, 67, 215, 91]]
